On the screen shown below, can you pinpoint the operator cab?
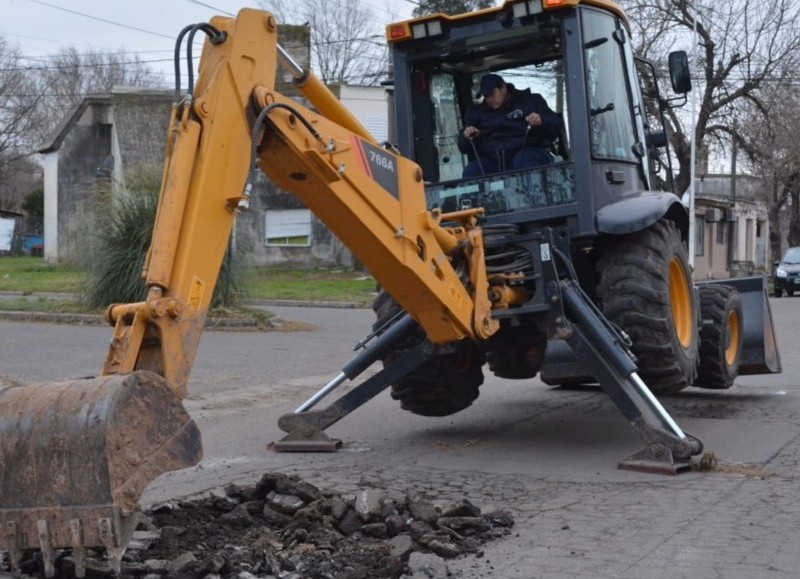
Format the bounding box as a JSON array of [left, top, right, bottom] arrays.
[[428, 47, 574, 217], [388, 0, 668, 229]]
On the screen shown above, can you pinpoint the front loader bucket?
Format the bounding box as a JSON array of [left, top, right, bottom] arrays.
[[0, 371, 202, 576], [698, 276, 782, 375]]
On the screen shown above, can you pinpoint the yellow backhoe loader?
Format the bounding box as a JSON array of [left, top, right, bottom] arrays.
[[0, 2, 780, 576]]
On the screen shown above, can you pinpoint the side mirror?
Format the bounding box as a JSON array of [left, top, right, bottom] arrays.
[[668, 51, 692, 94]]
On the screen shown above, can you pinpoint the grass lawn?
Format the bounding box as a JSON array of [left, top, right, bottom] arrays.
[[241, 267, 376, 305], [0, 256, 376, 309], [0, 256, 84, 294]]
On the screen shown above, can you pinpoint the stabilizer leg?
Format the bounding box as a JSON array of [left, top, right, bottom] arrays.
[[558, 280, 703, 474], [274, 315, 429, 451]]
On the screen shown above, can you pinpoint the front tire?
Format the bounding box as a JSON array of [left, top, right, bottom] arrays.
[[596, 219, 699, 394], [486, 322, 547, 379], [372, 290, 485, 417], [696, 285, 743, 389]]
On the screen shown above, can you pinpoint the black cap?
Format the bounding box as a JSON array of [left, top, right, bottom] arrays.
[[478, 73, 504, 98]]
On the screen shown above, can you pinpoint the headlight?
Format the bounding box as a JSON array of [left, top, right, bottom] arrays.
[[776, 267, 788, 278]]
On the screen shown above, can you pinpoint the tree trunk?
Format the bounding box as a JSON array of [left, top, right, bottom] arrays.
[[788, 184, 800, 248]]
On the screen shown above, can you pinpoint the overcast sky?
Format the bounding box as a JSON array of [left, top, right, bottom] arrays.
[[0, 0, 417, 87]]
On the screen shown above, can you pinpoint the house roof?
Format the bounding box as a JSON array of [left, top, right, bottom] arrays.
[[37, 87, 171, 154], [0, 208, 24, 218]]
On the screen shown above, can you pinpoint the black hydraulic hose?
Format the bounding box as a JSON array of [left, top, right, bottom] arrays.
[[173, 23, 226, 103], [173, 27, 189, 102], [243, 102, 324, 199], [173, 24, 194, 103], [250, 102, 322, 166], [561, 282, 638, 379], [341, 314, 417, 379], [552, 246, 580, 284], [186, 24, 226, 97], [554, 245, 633, 354]]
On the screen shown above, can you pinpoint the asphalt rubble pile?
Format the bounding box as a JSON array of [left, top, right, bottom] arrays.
[[6, 472, 514, 579]]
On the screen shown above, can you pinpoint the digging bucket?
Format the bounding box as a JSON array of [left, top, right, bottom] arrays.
[[0, 371, 202, 575]]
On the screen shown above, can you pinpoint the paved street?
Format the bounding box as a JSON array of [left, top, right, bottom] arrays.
[[1, 297, 799, 578]]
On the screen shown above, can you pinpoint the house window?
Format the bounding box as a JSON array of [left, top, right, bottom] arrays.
[[695, 216, 704, 256], [716, 222, 726, 245], [265, 209, 312, 247], [366, 117, 389, 142]]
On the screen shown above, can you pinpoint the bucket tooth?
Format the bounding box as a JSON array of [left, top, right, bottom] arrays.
[[4, 520, 21, 575], [99, 516, 127, 575], [69, 518, 86, 579], [36, 519, 55, 578]]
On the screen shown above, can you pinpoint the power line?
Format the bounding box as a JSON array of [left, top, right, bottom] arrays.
[[0, 57, 178, 73], [6, 29, 388, 72], [183, 0, 235, 16], [24, 0, 174, 39]]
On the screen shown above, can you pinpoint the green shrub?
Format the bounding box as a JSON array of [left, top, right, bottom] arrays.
[[82, 167, 241, 308]]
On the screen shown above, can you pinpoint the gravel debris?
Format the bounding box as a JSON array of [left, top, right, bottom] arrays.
[[2, 472, 514, 578]]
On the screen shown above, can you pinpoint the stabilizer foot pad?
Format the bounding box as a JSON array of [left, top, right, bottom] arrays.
[[618, 443, 694, 475], [273, 426, 342, 452]]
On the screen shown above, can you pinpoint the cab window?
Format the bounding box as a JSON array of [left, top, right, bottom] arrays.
[[582, 10, 638, 161]]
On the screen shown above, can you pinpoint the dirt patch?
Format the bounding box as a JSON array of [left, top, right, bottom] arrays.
[[694, 451, 775, 479], [5, 472, 514, 578]]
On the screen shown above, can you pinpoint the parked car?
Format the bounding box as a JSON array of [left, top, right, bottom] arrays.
[[774, 246, 800, 297]]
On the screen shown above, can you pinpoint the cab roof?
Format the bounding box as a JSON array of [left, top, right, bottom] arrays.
[[387, 0, 629, 42]]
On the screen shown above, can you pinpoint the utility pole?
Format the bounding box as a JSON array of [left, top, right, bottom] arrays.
[[688, 13, 699, 267], [728, 123, 738, 272]]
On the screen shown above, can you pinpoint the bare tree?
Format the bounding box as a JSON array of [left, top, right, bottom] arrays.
[[622, 0, 800, 195], [34, 47, 160, 140], [0, 37, 160, 212], [261, 0, 389, 85], [42, 47, 158, 103], [412, 0, 494, 17], [0, 37, 48, 210], [740, 83, 800, 257]]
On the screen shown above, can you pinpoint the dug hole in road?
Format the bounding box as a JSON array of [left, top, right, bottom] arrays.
[[1, 300, 799, 578]]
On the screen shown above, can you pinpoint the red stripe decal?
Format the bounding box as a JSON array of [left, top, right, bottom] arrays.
[[350, 134, 373, 178]]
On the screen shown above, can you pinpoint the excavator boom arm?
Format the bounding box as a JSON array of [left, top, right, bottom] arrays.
[[101, 8, 495, 397]]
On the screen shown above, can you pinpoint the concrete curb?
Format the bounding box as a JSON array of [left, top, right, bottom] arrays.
[[243, 298, 367, 309], [0, 310, 283, 330], [0, 310, 106, 325], [0, 292, 368, 310], [0, 294, 367, 328]]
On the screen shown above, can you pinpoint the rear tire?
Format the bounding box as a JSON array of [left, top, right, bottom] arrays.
[[372, 290, 485, 417], [596, 220, 699, 394], [696, 285, 743, 389]]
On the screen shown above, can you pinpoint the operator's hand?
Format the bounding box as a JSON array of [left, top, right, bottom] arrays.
[[525, 112, 542, 127], [463, 126, 480, 139]]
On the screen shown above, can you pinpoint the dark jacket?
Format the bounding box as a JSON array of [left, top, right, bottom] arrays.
[[458, 84, 561, 159]]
